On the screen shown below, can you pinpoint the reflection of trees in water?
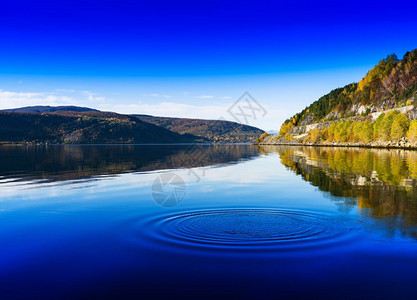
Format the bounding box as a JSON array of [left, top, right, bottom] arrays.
[[259, 145, 417, 239], [0, 144, 260, 182]]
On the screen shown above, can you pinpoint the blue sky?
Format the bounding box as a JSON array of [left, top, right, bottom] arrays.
[[0, 0, 416, 130]]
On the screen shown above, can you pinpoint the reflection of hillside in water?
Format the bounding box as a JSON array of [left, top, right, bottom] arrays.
[[259, 145, 417, 239], [0, 144, 260, 183]]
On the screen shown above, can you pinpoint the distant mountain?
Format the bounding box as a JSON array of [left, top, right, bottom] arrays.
[[3, 106, 98, 113], [0, 110, 196, 144], [0, 106, 265, 144], [267, 130, 279, 135], [134, 115, 264, 143]]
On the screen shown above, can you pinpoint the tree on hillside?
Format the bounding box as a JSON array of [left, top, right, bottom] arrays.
[[360, 121, 374, 143], [327, 122, 337, 142], [257, 132, 270, 143], [407, 120, 417, 143], [309, 128, 321, 143], [334, 120, 353, 142], [391, 113, 410, 140], [279, 121, 294, 137], [375, 111, 399, 141], [320, 127, 329, 141], [373, 113, 385, 140], [352, 122, 363, 142]]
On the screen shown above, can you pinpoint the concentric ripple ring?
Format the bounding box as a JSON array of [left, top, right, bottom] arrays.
[[134, 209, 360, 251]]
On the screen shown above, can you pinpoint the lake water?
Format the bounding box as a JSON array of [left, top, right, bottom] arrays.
[[0, 144, 416, 299]]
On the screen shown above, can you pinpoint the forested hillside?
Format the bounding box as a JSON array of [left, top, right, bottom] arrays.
[[134, 115, 264, 143], [267, 48, 417, 147], [0, 111, 196, 144], [0, 106, 265, 144], [282, 49, 417, 129]]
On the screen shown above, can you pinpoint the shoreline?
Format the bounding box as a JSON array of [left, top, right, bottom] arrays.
[[256, 141, 417, 150], [0, 142, 254, 146]]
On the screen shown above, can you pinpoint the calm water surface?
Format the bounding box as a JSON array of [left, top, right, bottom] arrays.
[[0, 144, 416, 299]]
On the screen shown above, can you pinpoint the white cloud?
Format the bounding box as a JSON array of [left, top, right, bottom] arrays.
[[55, 89, 77, 93], [0, 88, 284, 130], [81, 90, 106, 102], [0, 89, 108, 110], [0, 89, 79, 109], [146, 93, 172, 98], [198, 95, 214, 99]]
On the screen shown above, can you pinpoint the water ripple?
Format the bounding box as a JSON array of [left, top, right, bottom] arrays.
[[129, 209, 361, 252]]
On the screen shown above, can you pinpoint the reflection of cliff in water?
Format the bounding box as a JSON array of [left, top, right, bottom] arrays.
[[0, 144, 260, 183], [259, 145, 417, 239]]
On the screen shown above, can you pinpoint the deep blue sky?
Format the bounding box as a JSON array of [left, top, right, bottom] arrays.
[[0, 0, 416, 129]]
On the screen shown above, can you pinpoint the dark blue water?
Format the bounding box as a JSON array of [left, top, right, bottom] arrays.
[[0, 145, 416, 299]]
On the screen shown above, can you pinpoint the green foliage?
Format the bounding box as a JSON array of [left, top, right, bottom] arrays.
[[391, 113, 410, 140], [306, 113, 411, 144], [333, 120, 353, 142], [373, 111, 399, 141], [279, 121, 294, 137], [352, 122, 363, 142], [360, 121, 374, 143], [407, 120, 417, 143], [136, 115, 264, 143], [327, 122, 337, 141], [291, 83, 357, 126], [309, 128, 321, 143], [284, 133, 294, 141], [373, 113, 385, 140], [320, 127, 329, 141], [379, 113, 396, 141], [256, 132, 270, 143], [358, 54, 399, 91]]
